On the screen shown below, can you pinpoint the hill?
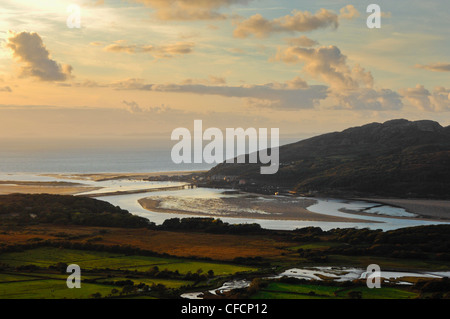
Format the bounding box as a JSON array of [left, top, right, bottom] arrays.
[[206, 119, 450, 198], [0, 193, 152, 228]]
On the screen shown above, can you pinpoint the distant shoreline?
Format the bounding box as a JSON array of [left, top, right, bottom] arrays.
[[41, 170, 208, 181], [0, 170, 205, 195]]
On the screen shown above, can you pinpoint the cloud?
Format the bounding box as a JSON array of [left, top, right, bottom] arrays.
[[227, 47, 246, 54], [0, 86, 12, 92], [110, 78, 150, 90], [285, 36, 319, 47], [274, 45, 373, 90], [104, 43, 137, 54], [339, 5, 360, 20], [333, 88, 403, 111], [274, 44, 405, 111], [146, 42, 195, 58], [181, 75, 227, 85], [83, 0, 105, 7], [400, 85, 450, 112], [132, 0, 252, 20], [122, 100, 143, 113], [415, 63, 450, 72], [6, 32, 72, 82], [103, 41, 195, 58], [60, 74, 325, 109], [283, 76, 309, 89], [122, 100, 173, 114], [114, 77, 327, 109], [233, 8, 339, 38], [64, 80, 105, 88]]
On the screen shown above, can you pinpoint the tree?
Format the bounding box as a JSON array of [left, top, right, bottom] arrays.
[[247, 278, 262, 295], [122, 285, 134, 295], [90, 292, 102, 299], [348, 291, 362, 299]]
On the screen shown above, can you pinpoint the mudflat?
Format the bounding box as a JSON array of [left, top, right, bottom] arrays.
[[0, 181, 100, 195], [139, 195, 373, 223]]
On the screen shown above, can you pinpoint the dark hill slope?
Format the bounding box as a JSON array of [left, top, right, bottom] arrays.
[[207, 119, 450, 198], [0, 194, 152, 227]]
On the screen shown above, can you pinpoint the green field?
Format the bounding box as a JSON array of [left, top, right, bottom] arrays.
[[0, 278, 118, 299], [0, 272, 101, 282], [0, 245, 445, 299], [0, 271, 195, 298], [0, 247, 256, 275], [287, 242, 345, 251], [96, 277, 195, 288], [251, 282, 419, 299], [0, 247, 257, 299], [327, 254, 450, 271]]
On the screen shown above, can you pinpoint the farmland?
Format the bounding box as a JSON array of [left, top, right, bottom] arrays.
[[0, 194, 449, 299], [250, 282, 419, 299], [0, 247, 255, 274], [0, 247, 256, 299]]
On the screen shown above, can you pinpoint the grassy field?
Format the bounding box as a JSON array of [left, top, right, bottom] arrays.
[[287, 242, 345, 251], [0, 279, 116, 299], [0, 247, 256, 275], [0, 272, 101, 282], [0, 224, 294, 261], [0, 271, 195, 298], [1, 193, 448, 300], [251, 282, 419, 299], [0, 247, 258, 299], [327, 254, 450, 271], [96, 277, 195, 288]]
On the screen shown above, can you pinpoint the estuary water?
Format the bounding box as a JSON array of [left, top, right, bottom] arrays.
[[102, 187, 449, 231], [0, 172, 448, 231], [180, 268, 450, 299]]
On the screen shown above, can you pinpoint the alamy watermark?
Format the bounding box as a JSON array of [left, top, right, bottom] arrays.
[[365, 264, 381, 289], [66, 4, 81, 29], [171, 120, 279, 174], [367, 4, 382, 29], [66, 264, 81, 288]]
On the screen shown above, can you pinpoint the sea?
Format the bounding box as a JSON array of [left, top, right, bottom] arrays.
[[0, 139, 213, 173]]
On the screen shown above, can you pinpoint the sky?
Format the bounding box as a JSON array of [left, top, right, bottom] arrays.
[[0, 0, 449, 146]]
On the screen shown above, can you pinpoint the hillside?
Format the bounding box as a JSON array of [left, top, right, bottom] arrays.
[[0, 193, 151, 228], [207, 119, 450, 198]]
